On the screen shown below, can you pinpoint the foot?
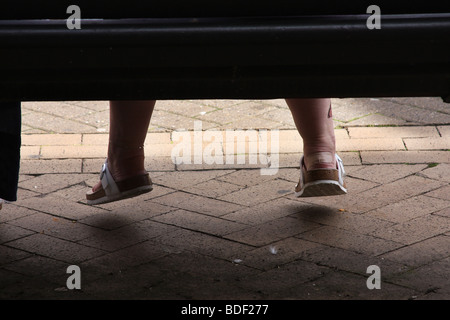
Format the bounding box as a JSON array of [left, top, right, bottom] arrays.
[[90, 159, 147, 194], [86, 159, 152, 205], [90, 142, 147, 194], [295, 153, 347, 197]]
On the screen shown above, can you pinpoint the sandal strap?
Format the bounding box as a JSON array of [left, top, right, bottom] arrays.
[[100, 161, 120, 196]]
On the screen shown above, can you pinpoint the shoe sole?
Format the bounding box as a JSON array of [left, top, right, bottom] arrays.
[[295, 180, 347, 198], [86, 185, 153, 205]]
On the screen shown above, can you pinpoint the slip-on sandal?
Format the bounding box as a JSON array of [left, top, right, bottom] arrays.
[[295, 154, 347, 197], [86, 160, 153, 205]]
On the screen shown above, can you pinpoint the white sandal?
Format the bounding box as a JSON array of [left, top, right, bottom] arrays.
[[86, 160, 153, 205], [295, 154, 347, 197]]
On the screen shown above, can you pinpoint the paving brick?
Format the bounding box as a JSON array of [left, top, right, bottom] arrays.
[[348, 164, 428, 184], [51, 184, 91, 203], [151, 191, 244, 217], [64, 100, 109, 112], [109, 252, 259, 300], [22, 111, 97, 133], [297, 225, 403, 256], [434, 207, 450, 218], [182, 178, 243, 198], [380, 235, 450, 267], [217, 179, 294, 206], [236, 237, 324, 271], [16, 194, 109, 221], [238, 258, 330, 296], [375, 100, 450, 124], [1, 255, 68, 277], [300, 246, 409, 279], [296, 205, 394, 234], [366, 195, 450, 223], [340, 176, 380, 194], [20, 146, 41, 159], [384, 97, 450, 114], [157, 100, 217, 118], [344, 113, 408, 126], [419, 163, 450, 182], [150, 109, 219, 131], [192, 99, 243, 108], [216, 168, 279, 187], [388, 257, 450, 294], [80, 239, 172, 283], [404, 137, 450, 150], [0, 204, 38, 223], [151, 169, 235, 190], [222, 197, 310, 225], [332, 99, 380, 122], [18, 173, 93, 194], [370, 214, 450, 245], [9, 212, 99, 242], [221, 100, 279, 119], [74, 109, 109, 130], [16, 188, 41, 200], [6, 233, 106, 264], [21, 134, 82, 146], [144, 144, 176, 157], [437, 125, 450, 137], [175, 155, 267, 171], [152, 209, 247, 236], [0, 245, 32, 266], [20, 159, 82, 174], [78, 201, 174, 230], [152, 229, 254, 260], [0, 222, 35, 244], [22, 101, 92, 119], [81, 133, 109, 145], [78, 220, 179, 252], [224, 216, 321, 247], [40, 145, 107, 159], [361, 150, 450, 164], [257, 108, 297, 126], [337, 138, 405, 151], [217, 116, 283, 130], [284, 269, 417, 300], [425, 185, 450, 200], [276, 153, 303, 168], [348, 126, 440, 139]]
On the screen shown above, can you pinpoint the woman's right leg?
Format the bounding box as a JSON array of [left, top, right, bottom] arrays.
[[87, 100, 156, 203]]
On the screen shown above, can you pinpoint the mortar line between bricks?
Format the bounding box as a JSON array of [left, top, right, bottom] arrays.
[[148, 219, 258, 248]]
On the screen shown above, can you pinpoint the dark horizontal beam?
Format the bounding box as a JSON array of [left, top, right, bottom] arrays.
[[1, 14, 449, 102], [1, 1, 450, 19]]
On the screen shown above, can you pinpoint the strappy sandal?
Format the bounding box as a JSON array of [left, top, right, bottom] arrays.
[[295, 154, 347, 197], [86, 160, 153, 205]]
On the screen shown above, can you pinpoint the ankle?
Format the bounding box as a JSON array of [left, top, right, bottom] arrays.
[[107, 143, 146, 181], [303, 152, 336, 170]]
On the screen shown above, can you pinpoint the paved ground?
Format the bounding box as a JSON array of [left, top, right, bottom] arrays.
[[1, 97, 450, 300]]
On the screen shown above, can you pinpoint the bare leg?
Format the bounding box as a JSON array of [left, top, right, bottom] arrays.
[[91, 100, 155, 193], [285, 98, 336, 170]]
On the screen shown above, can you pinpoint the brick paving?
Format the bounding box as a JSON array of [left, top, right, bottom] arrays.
[[1, 97, 450, 300]]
